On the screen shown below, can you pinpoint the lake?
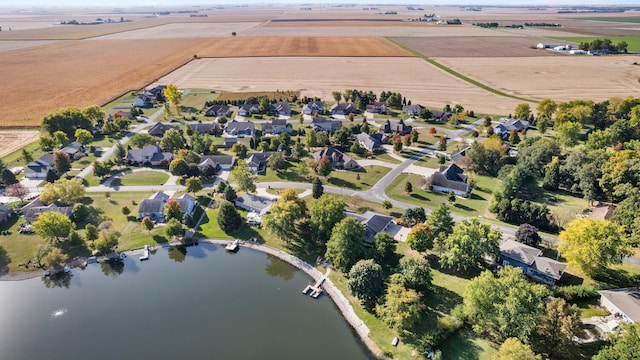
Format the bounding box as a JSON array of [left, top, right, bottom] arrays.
[[0, 244, 371, 360]]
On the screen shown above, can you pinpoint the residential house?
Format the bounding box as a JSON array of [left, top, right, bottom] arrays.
[[234, 194, 275, 215], [403, 104, 425, 117], [0, 204, 15, 225], [312, 148, 359, 170], [347, 210, 395, 244], [109, 111, 135, 120], [365, 102, 387, 114], [357, 132, 383, 152], [493, 118, 530, 137], [222, 137, 238, 148], [589, 204, 616, 220], [302, 101, 324, 115], [22, 199, 73, 223], [175, 194, 197, 220], [311, 117, 342, 132], [224, 120, 255, 137], [126, 145, 174, 166], [133, 93, 155, 108], [199, 155, 235, 170], [246, 151, 273, 173], [204, 104, 232, 118], [430, 163, 471, 197], [270, 101, 292, 117], [261, 119, 292, 135], [148, 123, 179, 137], [60, 141, 86, 160], [190, 122, 219, 135], [237, 103, 260, 117], [330, 103, 357, 116], [138, 192, 170, 222], [25, 153, 55, 179], [599, 287, 640, 324], [380, 119, 412, 135], [430, 109, 453, 123], [499, 239, 566, 285]]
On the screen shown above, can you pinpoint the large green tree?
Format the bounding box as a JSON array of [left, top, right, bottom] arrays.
[[311, 176, 324, 199], [74, 128, 93, 145], [39, 178, 85, 205], [41, 107, 92, 136], [231, 161, 256, 193], [398, 256, 432, 293], [53, 151, 71, 175], [325, 217, 366, 272], [160, 129, 185, 152], [129, 133, 156, 148], [532, 298, 582, 360], [165, 218, 184, 238], [375, 281, 425, 333], [440, 218, 501, 273], [406, 222, 433, 254], [347, 259, 385, 310], [463, 267, 548, 342], [593, 323, 640, 360], [372, 232, 397, 265], [94, 232, 119, 254], [558, 218, 632, 275], [32, 212, 75, 242], [496, 338, 541, 360], [309, 194, 345, 240], [263, 188, 307, 242], [217, 201, 242, 233]]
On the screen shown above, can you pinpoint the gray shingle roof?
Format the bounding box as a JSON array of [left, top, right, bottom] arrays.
[[500, 239, 542, 265], [148, 123, 179, 137], [598, 287, 640, 323], [431, 164, 469, 193], [190, 122, 218, 134]]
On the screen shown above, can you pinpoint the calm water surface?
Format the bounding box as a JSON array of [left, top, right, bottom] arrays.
[[0, 244, 370, 360]]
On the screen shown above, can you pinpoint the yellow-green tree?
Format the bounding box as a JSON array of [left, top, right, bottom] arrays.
[[514, 103, 531, 120], [44, 248, 69, 268], [496, 338, 541, 360], [39, 178, 85, 205], [375, 280, 425, 333], [559, 218, 632, 275], [32, 212, 75, 242], [163, 84, 182, 115], [263, 188, 307, 242]]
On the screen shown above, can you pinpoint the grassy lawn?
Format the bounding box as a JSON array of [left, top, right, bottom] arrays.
[[71, 152, 100, 169], [112, 171, 169, 186], [179, 88, 218, 113], [415, 156, 445, 169], [91, 133, 124, 148], [1, 142, 45, 168], [265, 188, 306, 196], [415, 131, 443, 147], [256, 159, 313, 183], [101, 91, 139, 114], [440, 331, 498, 360], [373, 152, 403, 164], [550, 35, 640, 52], [326, 165, 391, 190], [0, 214, 48, 272], [386, 174, 498, 217]]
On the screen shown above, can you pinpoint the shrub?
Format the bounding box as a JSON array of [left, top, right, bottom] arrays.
[[553, 285, 599, 302]]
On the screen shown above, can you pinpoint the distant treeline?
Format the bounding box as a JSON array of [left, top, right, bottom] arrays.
[[473, 22, 561, 28], [578, 38, 629, 53]]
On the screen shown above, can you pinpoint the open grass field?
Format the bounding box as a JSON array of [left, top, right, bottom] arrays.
[[0, 130, 41, 158], [392, 36, 562, 57], [433, 55, 640, 103], [152, 57, 523, 116], [551, 35, 640, 53]]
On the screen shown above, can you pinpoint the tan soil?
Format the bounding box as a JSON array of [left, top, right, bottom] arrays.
[[0, 130, 41, 158]]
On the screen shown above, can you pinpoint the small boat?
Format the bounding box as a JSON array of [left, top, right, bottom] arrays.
[[63, 266, 71, 273], [44, 270, 51, 276], [120, 252, 127, 259], [225, 240, 240, 252]]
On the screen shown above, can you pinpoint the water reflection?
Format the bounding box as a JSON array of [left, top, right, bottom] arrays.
[[264, 254, 296, 281], [100, 259, 124, 277], [41, 273, 71, 288], [168, 246, 186, 263]]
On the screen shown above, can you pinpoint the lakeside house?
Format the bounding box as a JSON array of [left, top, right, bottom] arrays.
[[346, 210, 395, 244], [499, 240, 566, 285], [598, 287, 640, 324], [22, 199, 73, 223], [234, 194, 275, 215], [430, 163, 471, 197], [126, 145, 173, 166], [312, 148, 359, 170], [138, 191, 170, 222]]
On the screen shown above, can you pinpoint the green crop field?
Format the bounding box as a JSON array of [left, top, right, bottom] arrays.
[[578, 17, 640, 23]]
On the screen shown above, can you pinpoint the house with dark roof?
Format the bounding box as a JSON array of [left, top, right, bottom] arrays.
[[311, 117, 342, 132], [222, 137, 238, 148], [494, 118, 530, 137], [175, 194, 197, 220], [199, 155, 235, 170], [261, 119, 292, 135], [599, 287, 640, 324], [429, 109, 454, 123], [312, 148, 359, 170], [380, 119, 412, 135], [365, 102, 387, 114], [403, 104, 425, 117], [204, 104, 231, 118], [237, 103, 260, 117], [190, 122, 218, 135], [25, 153, 55, 179], [0, 204, 15, 225], [500, 239, 566, 285], [60, 141, 86, 160], [330, 103, 357, 116], [126, 145, 174, 166], [346, 210, 395, 244], [430, 163, 471, 197], [133, 93, 155, 108], [246, 151, 273, 173], [234, 194, 275, 215], [138, 192, 170, 222], [224, 120, 254, 137], [148, 123, 179, 137], [22, 199, 73, 223], [110, 111, 135, 120], [357, 132, 383, 152], [302, 101, 324, 115], [270, 101, 292, 117]]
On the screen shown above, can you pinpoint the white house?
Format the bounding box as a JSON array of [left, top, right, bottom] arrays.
[[598, 288, 640, 324]]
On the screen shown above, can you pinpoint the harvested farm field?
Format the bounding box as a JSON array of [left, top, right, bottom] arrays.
[[392, 36, 564, 57], [93, 22, 263, 39], [150, 57, 523, 115], [433, 55, 640, 102], [0, 130, 40, 158]]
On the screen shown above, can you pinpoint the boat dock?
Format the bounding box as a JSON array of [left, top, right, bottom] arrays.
[[140, 245, 150, 261], [225, 239, 240, 252], [302, 277, 325, 298]]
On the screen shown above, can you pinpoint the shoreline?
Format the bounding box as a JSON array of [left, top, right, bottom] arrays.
[[0, 239, 384, 359]]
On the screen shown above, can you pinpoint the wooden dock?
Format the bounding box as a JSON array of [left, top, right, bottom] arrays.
[[140, 245, 150, 261], [302, 277, 325, 299], [225, 239, 240, 252]]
